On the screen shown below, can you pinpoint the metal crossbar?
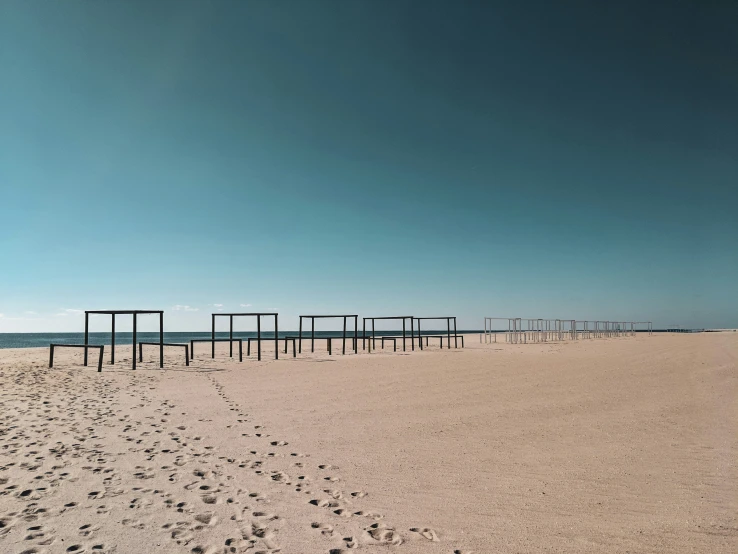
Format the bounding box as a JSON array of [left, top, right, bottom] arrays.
[[138, 342, 189, 366], [49, 344, 104, 372], [190, 339, 243, 362]]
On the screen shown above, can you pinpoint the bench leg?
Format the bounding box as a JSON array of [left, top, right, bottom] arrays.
[[185, 346, 189, 366], [239, 341, 243, 362], [98, 346, 104, 372]]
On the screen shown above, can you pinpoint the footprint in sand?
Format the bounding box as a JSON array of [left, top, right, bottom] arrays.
[[354, 510, 383, 520], [364, 523, 403, 545], [310, 521, 334, 536], [252, 511, 279, 521], [121, 518, 145, 530], [323, 488, 343, 499], [0, 516, 15, 536], [410, 527, 440, 541], [78, 523, 100, 537], [190, 546, 220, 554], [194, 512, 218, 528], [309, 498, 340, 508]]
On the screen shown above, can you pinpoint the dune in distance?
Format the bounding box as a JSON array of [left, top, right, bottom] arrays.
[[0, 332, 736, 553]]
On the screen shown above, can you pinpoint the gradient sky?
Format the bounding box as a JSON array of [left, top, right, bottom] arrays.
[[1, 1, 736, 332]]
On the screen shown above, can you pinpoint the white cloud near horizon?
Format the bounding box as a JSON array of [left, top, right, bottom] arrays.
[[240, 303, 251, 307], [173, 305, 199, 312], [212, 303, 223, 307], [25, 310, 37, 315]]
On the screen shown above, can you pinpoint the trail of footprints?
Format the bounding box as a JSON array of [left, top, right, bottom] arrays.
[[0, 359, 459, 553], [205, 373, 449, 552]]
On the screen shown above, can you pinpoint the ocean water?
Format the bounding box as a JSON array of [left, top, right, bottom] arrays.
[[0, 331, 482, 349]]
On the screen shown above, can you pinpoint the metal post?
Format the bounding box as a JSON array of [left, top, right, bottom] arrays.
[[411, 317, 415, 351], [111, 314, 115, 364], [454, 317, 458, 348], [159, 311, 164, 368], [212, 314, 215, 359], [402, 318, 406, 351], [447, 318, 451, 349], [298, 316, 303, 353], [274, 314, 279, 360], [97, 345, 103, 373], [418, 319, 423, 350], [84, 312, 89, 366], [49, 345, 54, 367], [354, 316, 358, 354], [342, 316, 347, 355], [311, 317, 315, 353], [132, 313, 137, 370], [257, 315, 262, 361], [229, 315, 233, 357]]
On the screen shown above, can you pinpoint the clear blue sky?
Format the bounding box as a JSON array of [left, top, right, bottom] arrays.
[[1, 1, 736, 332]]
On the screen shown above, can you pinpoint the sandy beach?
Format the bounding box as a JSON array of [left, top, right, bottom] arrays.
[[1, 333, 736, 553]]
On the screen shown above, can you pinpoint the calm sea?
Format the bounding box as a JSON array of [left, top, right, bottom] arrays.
[[0, 331, 483, 349]]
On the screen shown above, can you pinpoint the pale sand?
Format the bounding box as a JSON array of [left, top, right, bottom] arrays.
[[0, 333, 736, 553]]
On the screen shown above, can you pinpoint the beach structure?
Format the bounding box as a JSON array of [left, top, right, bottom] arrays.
[[49, 343, 104, 372], [415, 316, 459, 349], [139, 342, 189, 366], [483, 317, 521, 343], [484, 317, 650, 343], [84, 310, 163, 370], [212, 312, 278, 361], [299, 314, 358, 355], [191, 338, 243, 361], [362, 316, 415, 351], [634, 321, 653, 336]]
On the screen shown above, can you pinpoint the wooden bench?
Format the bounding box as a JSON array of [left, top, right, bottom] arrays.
[[138, 342, 189, 366], [49, 344, 104, 372]]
